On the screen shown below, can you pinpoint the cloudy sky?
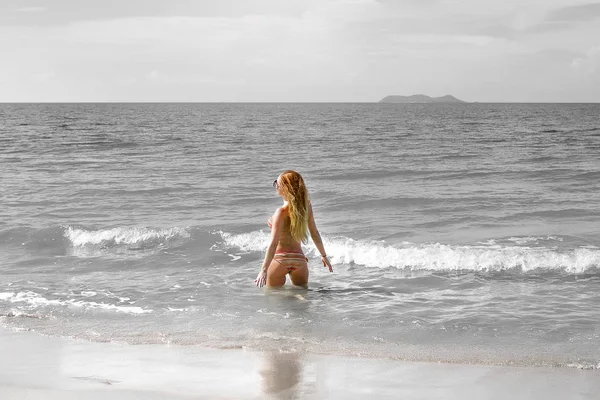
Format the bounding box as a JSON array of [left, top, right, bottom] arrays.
[[1, 0, 599, 102]]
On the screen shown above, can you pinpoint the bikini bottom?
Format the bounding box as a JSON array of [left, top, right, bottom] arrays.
[[273, 253, 308, 274]]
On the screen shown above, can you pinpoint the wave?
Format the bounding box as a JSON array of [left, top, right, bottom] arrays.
[[6, 226, 599, 273], [218, 231, 600, 274], [0, 291, 151, 315], [218, 230, 270, 252], [1, 225, 218, 260], [64, 226, 190, 248]]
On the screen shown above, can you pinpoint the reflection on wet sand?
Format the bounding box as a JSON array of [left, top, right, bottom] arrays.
[[260, 351, 302, 398]]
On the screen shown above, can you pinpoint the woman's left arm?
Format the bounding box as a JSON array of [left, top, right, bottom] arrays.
[[255, 208, 284, 287]]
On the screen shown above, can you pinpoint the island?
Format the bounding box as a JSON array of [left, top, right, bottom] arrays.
[[379, 94, 466, 103]]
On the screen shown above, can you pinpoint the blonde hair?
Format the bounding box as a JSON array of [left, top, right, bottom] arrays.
[[278, 170, 309, 243]]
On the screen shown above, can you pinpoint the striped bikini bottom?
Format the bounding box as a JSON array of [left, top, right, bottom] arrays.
[[273, 252, 308, 273]]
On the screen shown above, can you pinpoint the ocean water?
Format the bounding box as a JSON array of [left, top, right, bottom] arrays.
[[1, 103, 599, 369]]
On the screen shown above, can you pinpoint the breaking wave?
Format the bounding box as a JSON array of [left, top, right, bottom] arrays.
[[218, 231, 600, 274], [64, 226, 190, 248]]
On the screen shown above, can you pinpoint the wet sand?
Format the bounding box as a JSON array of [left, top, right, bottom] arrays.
[[1, 327, 598, 399]]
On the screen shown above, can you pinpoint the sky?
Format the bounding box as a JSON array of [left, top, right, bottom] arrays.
[[0, 0, 599, 102]]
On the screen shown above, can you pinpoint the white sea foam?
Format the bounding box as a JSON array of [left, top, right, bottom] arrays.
[[0, 292, 15, 300], [218, 230, 270, 252], [64, 226, 190, 247], [219, 231, 600, 274], [0, 291, 152, 314]]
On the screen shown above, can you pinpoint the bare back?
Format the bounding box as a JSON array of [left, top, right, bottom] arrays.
[[269, 208, 303, 254]]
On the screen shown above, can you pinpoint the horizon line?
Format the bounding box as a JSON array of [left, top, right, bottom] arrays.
[[1, 101, 600, 104]]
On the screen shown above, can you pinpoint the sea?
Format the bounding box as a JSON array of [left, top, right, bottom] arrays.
[[1, 103, 599, 369]]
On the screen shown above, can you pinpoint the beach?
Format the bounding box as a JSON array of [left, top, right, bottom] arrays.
[[2, 0, 600, 395], [2, 327, 599, 399]]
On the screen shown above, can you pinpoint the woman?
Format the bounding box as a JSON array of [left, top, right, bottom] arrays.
[[255, 170, 333, 288]]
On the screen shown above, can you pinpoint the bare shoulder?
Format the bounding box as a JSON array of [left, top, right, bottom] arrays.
[[273, 206, 288, 220]]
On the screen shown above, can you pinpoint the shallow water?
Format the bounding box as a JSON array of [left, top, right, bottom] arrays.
[[1, 103, 599, 368]]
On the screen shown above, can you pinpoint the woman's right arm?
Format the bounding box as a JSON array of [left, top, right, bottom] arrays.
[[308, 202, 333, 272]]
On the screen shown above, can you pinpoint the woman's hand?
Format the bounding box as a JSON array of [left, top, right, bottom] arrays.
[[321, 256, 333, 273], [255, 270, 267, 287]]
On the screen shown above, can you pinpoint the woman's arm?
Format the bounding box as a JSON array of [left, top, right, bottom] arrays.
[[255, 208, 284, 287], [308, 202, 333, 272]]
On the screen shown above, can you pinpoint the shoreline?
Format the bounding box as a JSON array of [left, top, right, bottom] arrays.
[[1, 327, 599, 399]]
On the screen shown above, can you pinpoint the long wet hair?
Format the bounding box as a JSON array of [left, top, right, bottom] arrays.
[[278, 170, 309, 243]]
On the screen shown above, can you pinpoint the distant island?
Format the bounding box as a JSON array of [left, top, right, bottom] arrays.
[[379, 94, 466, 103]]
